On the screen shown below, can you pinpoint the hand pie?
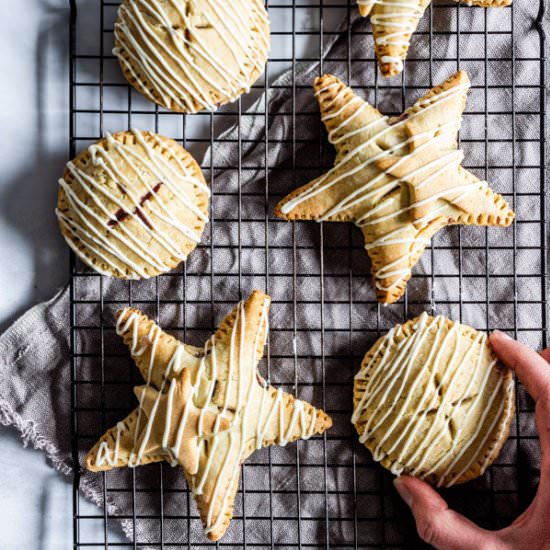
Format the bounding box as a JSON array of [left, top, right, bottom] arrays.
[[85, 290, 332, 541], [114, 0, 270, 113], [356, 0, 512, 77], [352, 313, 515, 486], [275, 72, 515, 304], [56, 129, 209, 279]]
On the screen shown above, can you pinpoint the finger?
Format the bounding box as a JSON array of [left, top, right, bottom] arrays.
[[540, 348, 550, 364], [393, 477, 499, 550], [489, 331, 550, 403], [500, 497, 550, 548], [490, 332, 550, 454]]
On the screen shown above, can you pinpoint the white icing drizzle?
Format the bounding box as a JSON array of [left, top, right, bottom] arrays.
[[96, 421, 125, 467], [357, 0, 427, 72], [56, 128, 209, 279], [281, 81, 473, 292], [352, 313, 510, 486], [114, 0, 269, 112], [95, 298, 319, 535]]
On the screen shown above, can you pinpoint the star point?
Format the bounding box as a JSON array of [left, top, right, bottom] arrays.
[[356, 0, 513, 77]]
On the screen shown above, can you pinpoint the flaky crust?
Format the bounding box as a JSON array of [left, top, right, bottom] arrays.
[[358, 0, 512, 77], [455, 0, 511, 6], [86, 408, 166, 471]]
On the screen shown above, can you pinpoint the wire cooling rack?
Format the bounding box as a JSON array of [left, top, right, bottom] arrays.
[[69, 0, 548, 548]]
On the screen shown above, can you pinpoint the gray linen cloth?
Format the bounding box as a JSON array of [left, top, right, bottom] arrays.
[[0, 3, 548, 548]]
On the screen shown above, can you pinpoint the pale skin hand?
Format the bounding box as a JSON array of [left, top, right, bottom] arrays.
[[393, 331, 550, 550]]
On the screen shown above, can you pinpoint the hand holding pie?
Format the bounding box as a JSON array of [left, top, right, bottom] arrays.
[[352, 313, 514, 486], [394, 332, 550, 549]]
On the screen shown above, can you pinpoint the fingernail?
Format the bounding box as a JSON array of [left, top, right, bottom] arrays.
[[393, 477, 413, 507], [491, 330, 513, 341]]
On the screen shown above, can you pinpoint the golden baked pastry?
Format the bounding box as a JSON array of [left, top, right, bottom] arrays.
[[357, 0, 512, 77], [85, 290, 332, 541], [114, 0, 270, 113], [275, 72, 515, 304], [352, 313, 515, 487], [56, 129, 209, 279]]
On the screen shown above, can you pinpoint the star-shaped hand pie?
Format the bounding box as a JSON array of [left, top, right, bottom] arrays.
[[85, 290, 332, 541], [356, 0, 511, 77], [275, 72, 514, 304]]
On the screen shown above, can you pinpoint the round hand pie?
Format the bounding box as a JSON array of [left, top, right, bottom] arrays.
[[113, 0, 270, 113], [352, 313, 515, 487], [56, 129, 209, 279]]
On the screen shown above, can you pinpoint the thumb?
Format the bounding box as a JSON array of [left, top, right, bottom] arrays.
[[394, 476, 500, 550]]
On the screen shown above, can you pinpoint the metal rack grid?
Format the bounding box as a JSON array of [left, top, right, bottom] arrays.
[[69, 0, 548, 548]]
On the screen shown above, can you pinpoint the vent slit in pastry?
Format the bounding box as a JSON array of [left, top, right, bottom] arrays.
[[108, 181, 163, 228]]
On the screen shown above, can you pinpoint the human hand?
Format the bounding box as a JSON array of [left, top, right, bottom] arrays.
[[393, 331, 550, 549]]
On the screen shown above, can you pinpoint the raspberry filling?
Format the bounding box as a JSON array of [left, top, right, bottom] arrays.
[[108, 182, 163, 229]]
